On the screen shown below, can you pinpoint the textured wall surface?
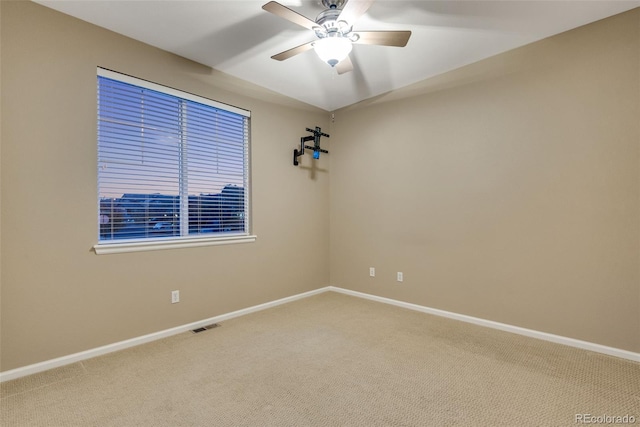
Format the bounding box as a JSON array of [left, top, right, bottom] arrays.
[[330, 9, 640, 352], [0, 1, 330, 371]]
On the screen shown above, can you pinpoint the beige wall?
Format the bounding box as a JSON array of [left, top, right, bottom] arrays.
[[330, 9, 640, 353], [0, 1, 330, 371], [1, 2, 639, 373]]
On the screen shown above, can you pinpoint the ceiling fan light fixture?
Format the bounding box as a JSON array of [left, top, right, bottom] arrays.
[[313, 36, 352, 67]]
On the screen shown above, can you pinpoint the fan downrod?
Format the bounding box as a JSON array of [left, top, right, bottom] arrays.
[[321, 0, 345, 10]]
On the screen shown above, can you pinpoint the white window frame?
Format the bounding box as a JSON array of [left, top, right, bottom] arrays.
[[93, 68, 255, 255]]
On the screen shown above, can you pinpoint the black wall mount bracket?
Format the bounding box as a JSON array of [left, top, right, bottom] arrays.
[[293, 126, 329, 166]]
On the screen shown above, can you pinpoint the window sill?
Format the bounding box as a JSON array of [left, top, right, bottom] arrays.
[[93, 235, 257, 255]]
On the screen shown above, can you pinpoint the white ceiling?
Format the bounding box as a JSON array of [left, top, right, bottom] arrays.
[[35, 0, 639, 111]]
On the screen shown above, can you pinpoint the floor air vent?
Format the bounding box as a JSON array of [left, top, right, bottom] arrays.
[[191, 323, 220, 333]]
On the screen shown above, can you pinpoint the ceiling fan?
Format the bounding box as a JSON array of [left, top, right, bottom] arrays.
[[262, 0, 411, 74]]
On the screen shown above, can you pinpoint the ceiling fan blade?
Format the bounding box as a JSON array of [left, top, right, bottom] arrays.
[[335, 56, 354, 75], [337, 0, 374, 25], [271, 41, 315, 61], [262, 1, 317, 30], [353, 31, 412, 47]]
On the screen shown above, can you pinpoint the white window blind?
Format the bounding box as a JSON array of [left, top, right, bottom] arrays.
[[97, 69, 250, 246]]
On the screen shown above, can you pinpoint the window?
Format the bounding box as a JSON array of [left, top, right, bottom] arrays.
[[95, 69, 253, 254]]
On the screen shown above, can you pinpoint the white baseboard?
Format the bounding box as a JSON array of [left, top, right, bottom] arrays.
[[329, 286, 640, 363], [0, 287, 332, 383], [2, 285, 637, 382]]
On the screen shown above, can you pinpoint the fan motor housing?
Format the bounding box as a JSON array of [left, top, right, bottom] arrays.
[[315, 8, 352, 38], [316, 9, 340, 26]]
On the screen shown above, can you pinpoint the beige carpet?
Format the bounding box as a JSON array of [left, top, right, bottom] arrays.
[[1, 291, 639, 426]]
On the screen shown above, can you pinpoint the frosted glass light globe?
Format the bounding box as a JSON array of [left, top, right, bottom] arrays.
[[313, 37, 352, 67]]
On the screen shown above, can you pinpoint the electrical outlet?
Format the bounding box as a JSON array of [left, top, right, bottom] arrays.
[[171, 290, 180, 304], [369, 267, 375, 277], [397, 272, 403, 282]]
